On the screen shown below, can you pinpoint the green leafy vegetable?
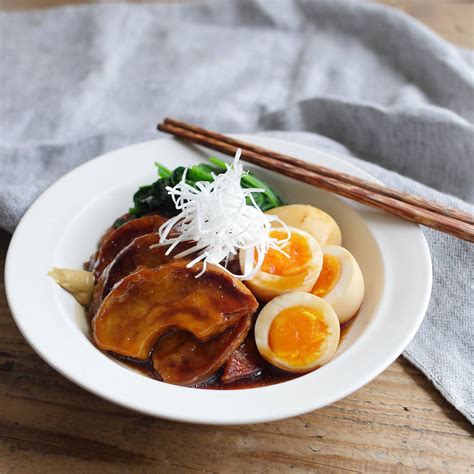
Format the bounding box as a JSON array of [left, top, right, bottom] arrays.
[[155, 162, 172, 179], [127, 157, 285, 220]]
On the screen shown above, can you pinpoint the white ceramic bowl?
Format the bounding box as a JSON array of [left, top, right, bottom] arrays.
[[5, 136, 432, 425]]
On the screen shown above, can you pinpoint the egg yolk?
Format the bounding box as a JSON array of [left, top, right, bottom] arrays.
[[261, 231, 312, 276], [312, 254, 341, 297], [269, 306, 329, 366]]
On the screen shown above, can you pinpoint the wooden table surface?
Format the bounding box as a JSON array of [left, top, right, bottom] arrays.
[[1, 1, 473, 472]]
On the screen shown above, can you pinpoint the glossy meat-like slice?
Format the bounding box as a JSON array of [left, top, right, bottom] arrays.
[[152, 315, 252, 386], [88, 233, 193, 318], [84, 213, 132, 271], [221, 332, 264, 383], [93, 261, 258, 360], [90, 214, 168, 278]]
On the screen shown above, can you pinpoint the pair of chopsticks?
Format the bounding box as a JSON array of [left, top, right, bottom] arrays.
[[157, 118, 474, 242]]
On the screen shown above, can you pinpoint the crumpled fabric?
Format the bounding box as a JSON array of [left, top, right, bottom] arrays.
[[0, 0, 472, 422]]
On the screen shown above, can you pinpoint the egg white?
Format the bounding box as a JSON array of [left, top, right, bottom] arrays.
[[240, 226, 323, 302], [315, 246, 364, 324], [255, 291, 340, 372], [266, 204, 342, 248]]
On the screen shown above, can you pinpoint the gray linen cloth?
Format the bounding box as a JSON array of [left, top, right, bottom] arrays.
[[0, 0, 473, 422]]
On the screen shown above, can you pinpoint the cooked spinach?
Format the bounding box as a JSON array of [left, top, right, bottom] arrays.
[[123, 157, 284, 224]]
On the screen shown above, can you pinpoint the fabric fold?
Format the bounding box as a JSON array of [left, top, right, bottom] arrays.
[[1, 0, 473, 422]]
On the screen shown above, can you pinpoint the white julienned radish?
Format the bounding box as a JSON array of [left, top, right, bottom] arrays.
[[154, 149, 290, 279]]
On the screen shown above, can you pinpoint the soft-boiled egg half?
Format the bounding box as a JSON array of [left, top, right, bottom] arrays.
[[240, 227, 323, 302], [311, 246, 364, 323], [266, 204, 342, 248], [255, 292, 340, 372]]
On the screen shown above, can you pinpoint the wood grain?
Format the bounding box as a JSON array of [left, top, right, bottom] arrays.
[[0, 229, 473, 473], [0, 1, 473, 472], [376, 0, 474, 49]]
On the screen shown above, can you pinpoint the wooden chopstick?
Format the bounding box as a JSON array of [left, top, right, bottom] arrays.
[[163, 118, 474, 226], [157, 119, 474, 242]]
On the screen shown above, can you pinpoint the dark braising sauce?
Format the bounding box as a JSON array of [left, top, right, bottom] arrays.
[[198, 366, 299, 390], [112, 317, 356, 390], [91, 211, 360, 390]]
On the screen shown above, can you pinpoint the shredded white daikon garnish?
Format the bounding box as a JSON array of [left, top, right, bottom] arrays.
[[156, 149, 289, 279]]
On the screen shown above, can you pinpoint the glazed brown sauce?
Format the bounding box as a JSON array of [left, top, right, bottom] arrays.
[[114, 317, 356, 390], [200, 365, 298, 390], [91, 212, 359, 390]]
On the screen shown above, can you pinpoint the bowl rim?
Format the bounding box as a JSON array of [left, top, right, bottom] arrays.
[[4, 135, 432, 425]]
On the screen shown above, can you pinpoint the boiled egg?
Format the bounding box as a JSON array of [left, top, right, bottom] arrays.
[[240, 227, 323, 302], [311, 246, 364, 323], [266, 204, 342, 248], [255, 292, 340, 372]]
